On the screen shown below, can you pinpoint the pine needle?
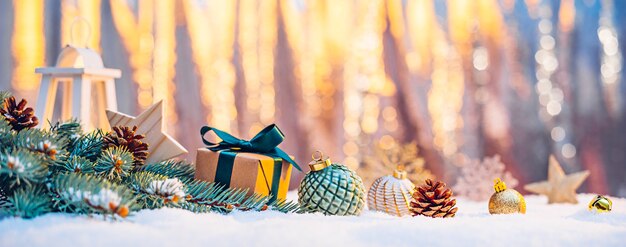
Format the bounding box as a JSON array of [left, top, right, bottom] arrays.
[[52, 173, 136, 218], [14, 128, 68, 162], [94, 147, 134, 181], [1, 185, 51, 218], [69, 130, 104, 161], [141, 160, 195, 181], [0, 91, 11, 102], [0, 149, 48, 189], [49, 119, 83, 149], [55, 155, 95, 174]]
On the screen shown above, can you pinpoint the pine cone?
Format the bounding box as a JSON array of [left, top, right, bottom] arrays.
[[410, 179, 458, 218], [0, 96, 38, 131], [104, 126, 149, 167]]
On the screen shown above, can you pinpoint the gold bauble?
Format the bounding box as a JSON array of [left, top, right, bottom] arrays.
[[488, 178, 526, 214], [588, 195, 612, 213], [367, 169, 415, 217]]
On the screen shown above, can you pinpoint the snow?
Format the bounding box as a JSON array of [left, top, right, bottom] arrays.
[[1, 193, 626, 247]]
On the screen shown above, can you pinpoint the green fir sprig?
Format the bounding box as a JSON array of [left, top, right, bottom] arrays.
[[141, 160, 195, 181], [184, 180, 300, 213], [94, 147, 134, 181], [68, 129, 104, 161], [50, 119, 83, 150], [0, 91, 11, 102], [0, 149, 47, 189], [127, 171, 186, 209], [56, 155, 95, 174], [2, 185, 51, 218], [52, 172, 136, 218], [14, 128, 67, 162], [0, 117, 14, 149]]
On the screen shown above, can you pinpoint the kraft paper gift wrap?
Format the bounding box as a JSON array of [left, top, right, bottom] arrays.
[[195, 149, 292, 201]]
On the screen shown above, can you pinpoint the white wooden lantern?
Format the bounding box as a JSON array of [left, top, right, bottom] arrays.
[[35, 45, 120, 130]]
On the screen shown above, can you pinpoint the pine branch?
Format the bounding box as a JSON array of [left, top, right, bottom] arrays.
[[140, 160, 195, 181], [55, 155, 95, 174], [0, 116, 13, 151], [0, 149, 47, 189], [0, 91, 11, 102], [184, 179, 300, 213], [52, 173, 136, 218], [50, 119, 83, 150], [184, 179, 225, 202], [268, 199, 303, 213], [127, 171, 186, 209], [69, 130, 104, 161], [14, 128, 68, 162], [1, 185, 51, 219], [178, 201, 212, 213], [94, 147, 134, 181]]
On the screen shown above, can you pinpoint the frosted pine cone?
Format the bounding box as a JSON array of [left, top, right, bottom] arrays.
[[410, 179, 458, 218]]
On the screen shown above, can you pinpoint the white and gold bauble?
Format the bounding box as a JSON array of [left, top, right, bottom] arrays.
[[367, 168, 416, 217]]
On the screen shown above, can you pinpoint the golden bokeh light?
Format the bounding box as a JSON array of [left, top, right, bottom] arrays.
[[183, 0, 238, 133], [11, 0, 45, 96], [153, 0, 178, 133], [110, 0, 155, 109], [61, 0, 101, 50]]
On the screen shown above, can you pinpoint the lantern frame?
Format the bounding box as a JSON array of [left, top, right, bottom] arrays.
[[35, 45, 121, 130]]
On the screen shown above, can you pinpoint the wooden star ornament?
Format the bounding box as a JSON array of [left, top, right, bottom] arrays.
[[106, 101, 188, 163], [524, 155, 589, 204]]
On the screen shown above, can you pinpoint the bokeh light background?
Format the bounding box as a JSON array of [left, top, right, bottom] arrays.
[[1, 0, 625, 194]]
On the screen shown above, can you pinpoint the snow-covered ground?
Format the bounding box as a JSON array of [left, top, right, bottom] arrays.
[[1, 193, 625, 247]]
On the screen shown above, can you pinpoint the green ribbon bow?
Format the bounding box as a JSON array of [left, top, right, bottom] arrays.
[[200, 124, 302, 172]]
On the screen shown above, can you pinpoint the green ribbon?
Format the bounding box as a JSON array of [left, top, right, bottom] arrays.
[[200, 124, 301, 171], [213, 151, 236, 188], [201, 124, 300, 201]]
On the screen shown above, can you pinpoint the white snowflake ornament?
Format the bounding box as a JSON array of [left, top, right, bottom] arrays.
[[453, 155, 518, 201]]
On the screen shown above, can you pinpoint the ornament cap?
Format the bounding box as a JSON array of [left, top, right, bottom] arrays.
[[588, 195, 612, 213], [393, 169, 407, 180], [309, 150, 331, 171], [494, 178, 507, 193]]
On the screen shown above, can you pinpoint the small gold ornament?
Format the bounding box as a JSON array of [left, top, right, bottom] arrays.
[[367, 166, 416, 217], [588, 195, 612, 213], [488, 178, 526, 214]]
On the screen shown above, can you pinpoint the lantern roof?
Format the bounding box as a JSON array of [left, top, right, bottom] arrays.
[[35, 45, 121, 78], [55, 45, 104, 68]]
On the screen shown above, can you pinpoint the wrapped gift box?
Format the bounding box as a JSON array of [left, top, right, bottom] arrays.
[[195, 148, 292, 201]]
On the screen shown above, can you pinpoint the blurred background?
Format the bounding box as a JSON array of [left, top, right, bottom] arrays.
[[1, 0, 625, 195]]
